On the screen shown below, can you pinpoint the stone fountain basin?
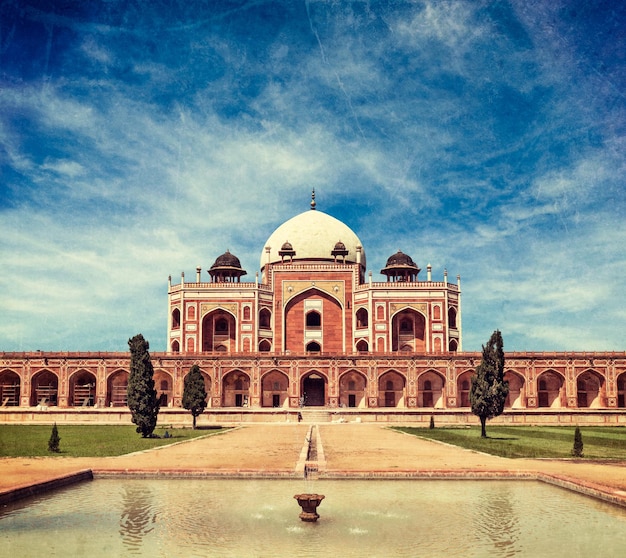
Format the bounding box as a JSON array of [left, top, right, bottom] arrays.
[[294, 493, 325, 521]]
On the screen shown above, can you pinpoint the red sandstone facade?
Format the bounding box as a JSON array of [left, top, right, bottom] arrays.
[[0, 351, 625, 413], [1, 199, 625, 416]]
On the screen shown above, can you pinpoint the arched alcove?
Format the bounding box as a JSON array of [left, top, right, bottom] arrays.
[[537, 370, 564, 408], [261, 370, 289, 408], [378, 370, 406, 408], [504, 371, 525, 408], [222, 371, 250, 407], [457, 371, 473, 407], [576, 370, 605, 408], [418, 371, 445, 408], [202, 310, 236, 353], [107, 370, 129, 407], [172, 308, 181, 329], [154, 370, 173, 407], [339, 370, 367, 408], [356, 308, 368, 328], [31, 370, 58, 406], [391, 309, 426, 352], [69, 370, 96, 406], [0, 370, 20, 406]]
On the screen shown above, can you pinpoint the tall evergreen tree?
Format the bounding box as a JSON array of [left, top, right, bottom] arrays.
[[48, 422, 60, 452], [470, 330, 509, 438], [182, 364, 208, 429], [127, 334, 160, 437], [572, 426, 584, 457]]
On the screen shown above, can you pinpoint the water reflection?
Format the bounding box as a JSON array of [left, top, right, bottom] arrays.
[[473, 485, 521, 558], [119, 483, 157, 552]]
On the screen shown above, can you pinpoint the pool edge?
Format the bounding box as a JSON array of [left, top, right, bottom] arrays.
[[0, 469, 93, 506]]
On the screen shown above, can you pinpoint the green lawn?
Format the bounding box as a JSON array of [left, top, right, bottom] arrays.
[[0, 425, 228, 457], [392, 426, 626, 460]]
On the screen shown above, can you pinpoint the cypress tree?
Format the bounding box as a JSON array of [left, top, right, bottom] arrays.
[[48, 422, 60, 452], [127, 334, 160, 438], [182, 364, 208, 429], [572, 426, 584, 457], [470, 330, 509, 438]]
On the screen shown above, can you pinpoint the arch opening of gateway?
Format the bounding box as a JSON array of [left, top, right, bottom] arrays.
[[302, 373, 326, 406]]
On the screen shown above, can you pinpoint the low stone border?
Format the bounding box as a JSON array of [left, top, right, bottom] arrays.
[[537, 473, 626, 509], [93, 469, 300, 479], [0, 469, 93, 506]]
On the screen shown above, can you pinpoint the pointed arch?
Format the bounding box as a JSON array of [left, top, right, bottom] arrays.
[[186, 336, 195, 353], [261, 369, 289, 408], [378, 370, 406, 408], [356, 307, 368, 328], [433, 337, 442, 353], [31, 370, 58, 406], [154, 370, 173, 408], [339, 369, 367, 408], [306, 341, 321, 353], [433, 305, 441, 320], [222, 370, 250, 407], [418, 370, 445, 408], [457, 370, 474, 407], [202, 309, 237, 353], [504, 370, 525, 408], [0, 370, 20, 406], [576, 369, 605, 408], [187, 304, 196, 321], [537, 370, 565, 408], [301, 371, 327, 407], [390, 307, 426, 352], [171, 308, 181, 329], [618, 371, 626, 408], [305, 310, 322, 328], [448, 306, 457, 328], [107, 369, 129, 407], [259, 308, 271, 329], [69, 369, 96, 406], [284, 288, 342, 353]]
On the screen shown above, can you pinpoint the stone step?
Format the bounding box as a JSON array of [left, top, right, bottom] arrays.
[[299, 409, 331, 423]]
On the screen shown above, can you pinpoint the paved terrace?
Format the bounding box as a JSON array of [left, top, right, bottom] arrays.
[[1, 424, 626, 508]]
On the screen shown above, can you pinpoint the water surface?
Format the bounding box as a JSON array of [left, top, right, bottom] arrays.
[[1, 479, 625, 557]]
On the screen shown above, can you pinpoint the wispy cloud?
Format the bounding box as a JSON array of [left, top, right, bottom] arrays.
[[0, 1, 624, 352]]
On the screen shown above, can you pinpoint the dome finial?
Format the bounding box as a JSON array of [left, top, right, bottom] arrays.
[[310, 188, 316, 210]]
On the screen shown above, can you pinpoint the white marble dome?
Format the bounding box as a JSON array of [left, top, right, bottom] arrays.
[[260, 209, 366, 270]]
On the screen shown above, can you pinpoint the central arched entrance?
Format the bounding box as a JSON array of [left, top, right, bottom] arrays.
[[302, 373, 326, 406]]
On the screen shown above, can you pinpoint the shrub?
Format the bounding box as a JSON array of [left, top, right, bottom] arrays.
[[48, 423, 61, 453], [571, 426, 584, 458]]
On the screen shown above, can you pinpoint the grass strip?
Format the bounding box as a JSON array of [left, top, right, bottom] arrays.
[[0, 425, 228, 457], [392, 426, 626, 460]]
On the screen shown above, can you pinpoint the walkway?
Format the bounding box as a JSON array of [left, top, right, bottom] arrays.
[[1, 424, 625, 507]]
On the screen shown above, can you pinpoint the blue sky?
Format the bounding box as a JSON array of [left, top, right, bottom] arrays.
[[1, 1, 624, 353]]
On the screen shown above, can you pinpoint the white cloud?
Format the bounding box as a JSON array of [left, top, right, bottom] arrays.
[[1, 1, 624, 354]]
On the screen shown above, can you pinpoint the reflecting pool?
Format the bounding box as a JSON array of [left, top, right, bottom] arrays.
[[2, 479, 626, 557]]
